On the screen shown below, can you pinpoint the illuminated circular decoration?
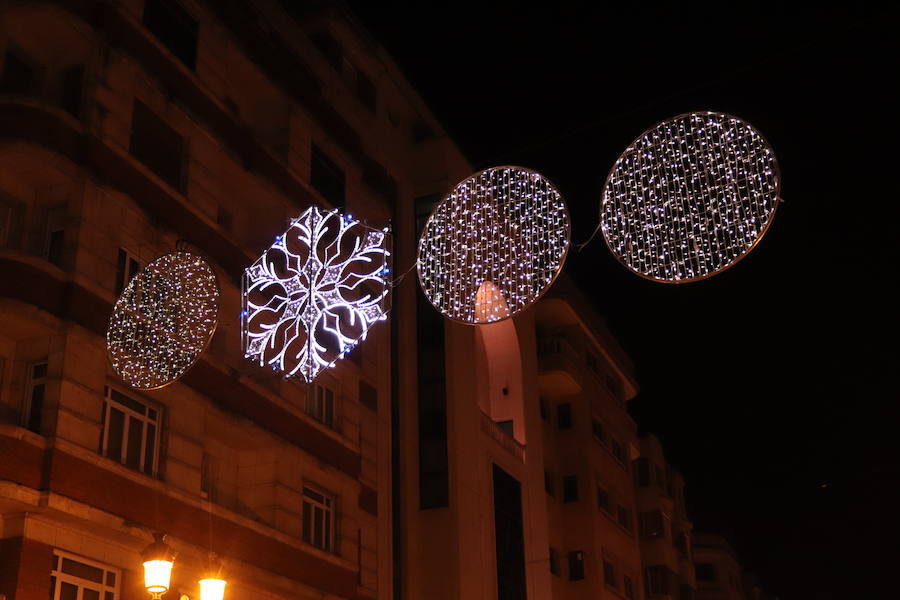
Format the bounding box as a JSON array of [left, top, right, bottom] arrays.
[[600, 111, 781, 283], [417, 166, 570, 324], [107, 251, 219, 390], [242, 206, 391, 383]]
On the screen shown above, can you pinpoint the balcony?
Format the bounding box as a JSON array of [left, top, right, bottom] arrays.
[[480, 411, 524, 461], [536, 335, 582, 395]]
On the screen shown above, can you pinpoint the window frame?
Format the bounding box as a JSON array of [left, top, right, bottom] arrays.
[[51, 549, 120, 600], [115, 248, 141, 296], [301, 484, 337, 553], [23, 360, 48, 434], [100, 385, 161, 477], [307, 383, 336, 428]]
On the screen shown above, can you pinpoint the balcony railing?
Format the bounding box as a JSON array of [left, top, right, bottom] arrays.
[[480, 411, 524, 461]]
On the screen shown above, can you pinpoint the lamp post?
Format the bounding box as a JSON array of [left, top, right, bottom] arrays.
[[141, 533, 226, 600], [141, 533, 175, 599]]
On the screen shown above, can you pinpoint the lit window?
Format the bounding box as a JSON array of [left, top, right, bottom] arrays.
[[24, 361, 48, 434], [101, 386, 160, 476], [302, 485, 335, 552], [115, 248, 141, 295], [51, 550, 119, 600], [307, 385, 336, 428]]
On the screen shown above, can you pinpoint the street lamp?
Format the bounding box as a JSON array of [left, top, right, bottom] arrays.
[[198, 554, 226, 600], [142, 533, 175, 599]]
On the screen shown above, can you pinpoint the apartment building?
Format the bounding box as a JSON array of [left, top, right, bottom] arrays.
[[0, 2, 468, 600], [635, 435, 695, 599], [692, 534, 746, 600], [398, 264, 648, 600]]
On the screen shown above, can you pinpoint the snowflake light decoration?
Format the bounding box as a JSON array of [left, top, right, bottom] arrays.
[[242, 206, 391, 383], [601, 111, 781, 283], [417, 166, 570, 324], [107, 251, 219, 390]]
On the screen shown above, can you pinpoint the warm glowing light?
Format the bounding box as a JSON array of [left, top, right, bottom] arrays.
[[601, 112, 781, 283], [143, 560, 173, 596], [107, 251, 219, 389], [417, 166, 570, 324], [199, 578, 226, 600], [242, 206, 391, 382]]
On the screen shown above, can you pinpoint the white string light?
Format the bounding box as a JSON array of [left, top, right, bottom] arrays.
[[107, 251, 220, 390], [417, 166, 570, 324], [601, 112, 781, 283], [242, 206, 391, 383]]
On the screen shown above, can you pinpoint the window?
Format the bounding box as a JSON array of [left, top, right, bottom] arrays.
[[646, 565, 672, 595], [307, 384, 335, 428], [46, 205, 66, 267], [310, 144, 345, 208], [143, 0, 199, 69], [51, 550, 119, 600], [302, 485, 335, 552], [101, 386, 160, 476], [0, 198, 13, 247], [24, 362, 48, 434], [544, 471, 554, 496], [562, 475, 578, 503], [617, 506, 633, 532], [596, 484, 610, 512], [603, 559, 616, 589], [568, 551, 584, 581], [624, 574, 635, 599], [539, 397, 548, 421], [640, 510, 666, 539], [130, 100, 187, 192], [695, 563, 717, 582], [611, 438, 627, 465], [115, 249, 141, 296], [60, 65, 84, 118], [591, 417, 605, 443], [556, 403, 572, 430], [635, 457, 651, 487], [548, 547, 559, 576], [675, 532, 689, 557], [357, 71, 376, 113]]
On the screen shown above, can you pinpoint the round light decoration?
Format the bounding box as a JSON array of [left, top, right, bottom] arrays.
[[600, 111, 781, 283], [107, 251, 219, 390], [417, 166, 570, 324]]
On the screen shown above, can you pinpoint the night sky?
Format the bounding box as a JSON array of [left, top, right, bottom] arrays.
[[346, 1, 898, 597]]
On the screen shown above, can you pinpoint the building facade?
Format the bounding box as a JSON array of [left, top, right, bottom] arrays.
[[635, 435, 695, 599], [0, 2, 467, 600], [0, 3, 736, 600]]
